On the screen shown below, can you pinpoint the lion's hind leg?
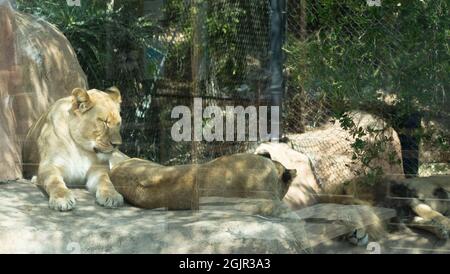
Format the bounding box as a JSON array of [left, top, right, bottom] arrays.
[[409, 199, 450, 240]]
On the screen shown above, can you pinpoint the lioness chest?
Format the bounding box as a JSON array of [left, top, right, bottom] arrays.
[[50, 149, 97, 187]]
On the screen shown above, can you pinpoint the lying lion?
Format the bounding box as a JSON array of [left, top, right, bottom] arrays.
[[109, 153, 296, 213], [255, 142, 450, 240], [387, 176, 450, 239]]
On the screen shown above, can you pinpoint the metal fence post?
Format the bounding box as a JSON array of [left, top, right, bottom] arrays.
[[268, 0, 285, 140]]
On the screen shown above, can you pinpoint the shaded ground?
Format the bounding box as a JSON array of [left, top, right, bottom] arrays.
[[1, 180, 448, 254], [0, 180, 300, 253], [314, 227, 450, 254]]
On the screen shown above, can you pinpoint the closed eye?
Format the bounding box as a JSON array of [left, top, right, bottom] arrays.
[[97, 118, 108, 127]]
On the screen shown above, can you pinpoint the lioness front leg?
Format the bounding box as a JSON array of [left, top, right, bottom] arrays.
[[38, 165, 76, 211], [87, 167, 124, 208]]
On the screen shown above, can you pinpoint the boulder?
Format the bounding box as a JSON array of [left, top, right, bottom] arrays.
[[256, 111, 405, 209], [0, 2, 88, 180], [0, 180, 398, 254], [0, 180, 302, 254]]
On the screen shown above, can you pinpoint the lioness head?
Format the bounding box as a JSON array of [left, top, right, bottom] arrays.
[[273, 161, 297, 198], [69, 87, 122, 158], [256, 151, 297, 199]]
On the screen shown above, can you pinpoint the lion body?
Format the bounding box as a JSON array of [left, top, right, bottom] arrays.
[[387, 176, 450, 239], [23, 87, 124, 211], [23, 98, 98, 185], [110, 154, 296, 211]]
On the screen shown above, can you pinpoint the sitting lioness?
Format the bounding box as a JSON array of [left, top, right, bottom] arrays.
[[23, 87, 124, 211]]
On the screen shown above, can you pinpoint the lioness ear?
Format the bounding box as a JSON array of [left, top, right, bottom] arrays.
[[273, 161, 296, 184], [105, 86, 121, 103], [72, 88, 93, 113], [273, 161, 285, 177], [284, 169, 297, 184]]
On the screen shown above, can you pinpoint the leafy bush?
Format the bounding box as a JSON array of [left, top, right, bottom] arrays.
[[285, 0, 449, 176], [286, 0, 449, 127]]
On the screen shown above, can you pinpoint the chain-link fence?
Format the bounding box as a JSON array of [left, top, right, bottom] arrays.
[[129, 0, 448, 175], [120, 0, 274, 165], [4, 0, 449, 252], [284, 0, 449, 177], [15, 0, 448, 173]]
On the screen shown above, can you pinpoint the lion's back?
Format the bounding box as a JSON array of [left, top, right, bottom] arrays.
[[22, 97, 72, 178]]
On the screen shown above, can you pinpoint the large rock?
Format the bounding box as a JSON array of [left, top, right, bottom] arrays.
[[1, 180, 399, 254], [256, 112, 405, 209], [255, 142, 320, 209], [0, 180, 303, 254], [0, 2, 88, 180]]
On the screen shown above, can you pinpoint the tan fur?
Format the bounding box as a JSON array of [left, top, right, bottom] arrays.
[[23, 87, 124, 211], [398, 176, 450, 215], [254, 142, 397, 240], [110, 154, 296, 214], [389, 176, 450, 239]]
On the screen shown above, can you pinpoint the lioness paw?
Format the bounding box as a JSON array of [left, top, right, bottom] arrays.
[[49, 190, 76, 212], [96, 188, 124, 208]]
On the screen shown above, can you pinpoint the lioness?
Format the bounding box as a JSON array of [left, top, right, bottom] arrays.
[[23, 87, 124, 211], [109, 153, 296, 213], [387, 176, 450, 239]]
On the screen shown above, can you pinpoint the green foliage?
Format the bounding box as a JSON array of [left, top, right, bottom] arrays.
[[16, 0, 161, 159], [162, 0, 269, 94], [206, 1, 246, 83], [15, 0, 447, 168], [338, 113, 401, 185], [17, 0, 157, 90], [159, 0, 192, 83], [287, 0, 449, 122], [205, 1, 269, 93], [286, 0, 449, 179]]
